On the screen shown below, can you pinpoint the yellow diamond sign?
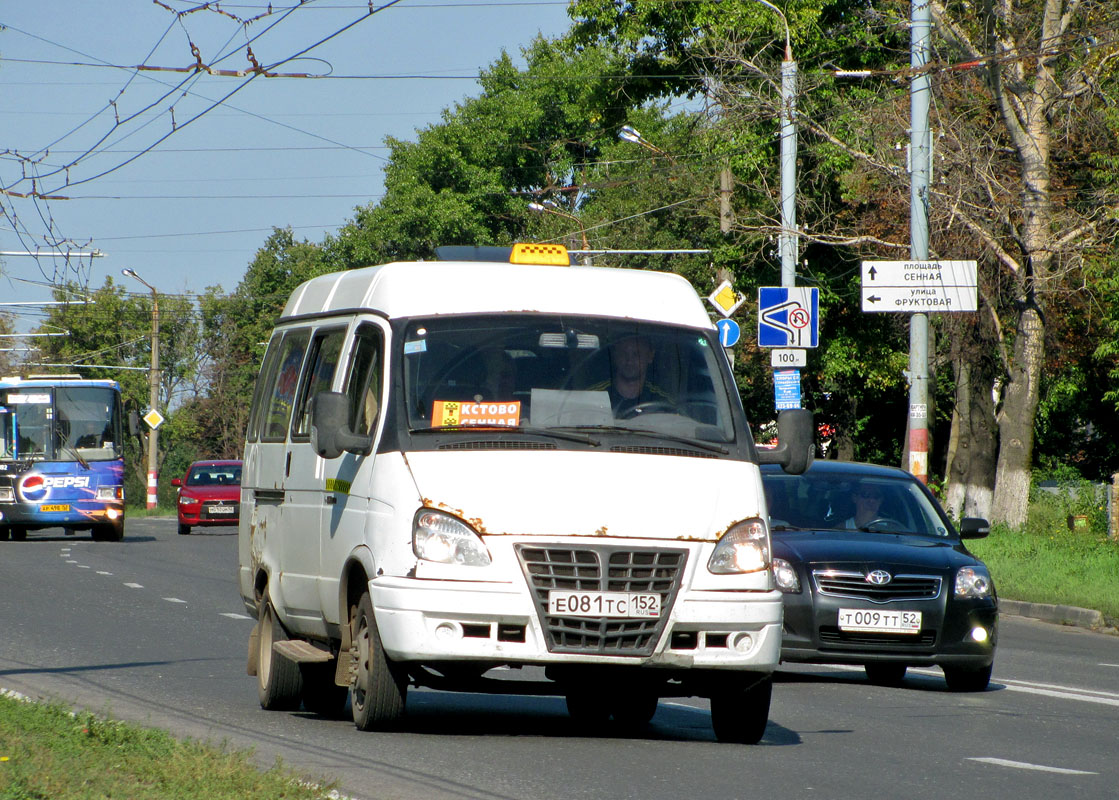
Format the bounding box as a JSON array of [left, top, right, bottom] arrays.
[[143, 409, 165, 430], [707, 280, 746, 318]]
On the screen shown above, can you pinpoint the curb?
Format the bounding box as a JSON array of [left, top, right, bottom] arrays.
[[1000, 599, 1117, 635]]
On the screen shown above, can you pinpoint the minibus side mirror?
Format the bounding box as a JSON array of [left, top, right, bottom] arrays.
[[311, 391, 373, 460], [755, 408, 815, 475]]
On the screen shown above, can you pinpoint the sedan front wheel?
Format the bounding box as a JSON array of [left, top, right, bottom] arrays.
[[943, 663, 992, 692]]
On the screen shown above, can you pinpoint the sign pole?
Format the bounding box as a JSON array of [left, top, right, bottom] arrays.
[[908, 0, 932, 483]]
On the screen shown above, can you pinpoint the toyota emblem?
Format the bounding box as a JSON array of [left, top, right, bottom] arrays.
[[866, 570, 892, 585]]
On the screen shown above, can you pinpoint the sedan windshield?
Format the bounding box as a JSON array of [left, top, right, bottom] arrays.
[[763, 470, 953, 537], [401, 314, 738, 444]]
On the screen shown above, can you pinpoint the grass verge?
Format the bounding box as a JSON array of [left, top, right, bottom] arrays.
[[0, 692, 337, 800]]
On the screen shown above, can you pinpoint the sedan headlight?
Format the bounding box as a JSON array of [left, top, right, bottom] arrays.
[[772, 558, 801, 592], [708, 518, 770, 574], [413, 509, 492, 566], [955, 565, 993, 598], [179, 496, 201, 505]]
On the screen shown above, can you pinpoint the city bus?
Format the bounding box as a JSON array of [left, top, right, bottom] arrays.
[[0, 375, 127, 541]]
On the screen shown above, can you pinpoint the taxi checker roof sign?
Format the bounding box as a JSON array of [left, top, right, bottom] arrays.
[[861, 260, 978, 312]]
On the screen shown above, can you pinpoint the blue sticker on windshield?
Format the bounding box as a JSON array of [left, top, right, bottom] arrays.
[[404, 340, 427, 355]]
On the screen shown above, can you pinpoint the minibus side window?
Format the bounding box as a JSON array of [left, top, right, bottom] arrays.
[[291, 328, 346, 439], [246, 333, 283, 442], [261, 331, 310, 442], [345, 324, 384, 435]]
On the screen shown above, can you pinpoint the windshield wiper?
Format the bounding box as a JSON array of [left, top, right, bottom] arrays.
[[409, 425, 601, 446], [551, 426, 729, 455]]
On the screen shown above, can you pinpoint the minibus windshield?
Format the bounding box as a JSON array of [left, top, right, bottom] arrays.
[[401, 315, 738, 443]]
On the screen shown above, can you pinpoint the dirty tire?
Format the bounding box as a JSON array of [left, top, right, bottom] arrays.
[[11, 528, 27, 541], [350, 592, 406, 731], [256, 591, 303, 710], [943, 663, 992, 692], [178, 523, 191, 536], [710, 674, 772, 744], [301, 663, 350, 719], [865, 663, 907, 686], [0, 527, 9, 541]]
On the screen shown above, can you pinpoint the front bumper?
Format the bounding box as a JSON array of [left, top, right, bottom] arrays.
[[779, 593, 998, 668], [371, 575, 783, 670], [178, 503, 239, 526]]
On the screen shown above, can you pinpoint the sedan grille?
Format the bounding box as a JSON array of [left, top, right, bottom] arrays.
[[516, 545, 687, 657], [812, 570, 942, 603]]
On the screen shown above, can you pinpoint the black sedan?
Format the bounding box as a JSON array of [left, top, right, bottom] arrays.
[[761, 460, 997, 691]]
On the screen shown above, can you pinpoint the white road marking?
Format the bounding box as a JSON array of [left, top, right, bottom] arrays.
[[97, 571, 113, 576], [1001, 679, 1119, 707], [123, 582, 143, 589], [163, 597, 187, 604], [967, 757, 1097, 775], [66, 560, 78, 564], [1100, 663, 1119, 668], [220, 612, 252, 620], [77, 565, 89, 569]]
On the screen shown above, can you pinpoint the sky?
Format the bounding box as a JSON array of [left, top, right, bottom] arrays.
[[0, 0, 574, 339]]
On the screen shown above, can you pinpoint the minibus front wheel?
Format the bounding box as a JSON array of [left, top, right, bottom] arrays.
[[350, 592, 406, 731]]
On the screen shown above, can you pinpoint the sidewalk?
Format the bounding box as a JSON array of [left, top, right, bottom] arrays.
[[1001, 599, 1118, 635]]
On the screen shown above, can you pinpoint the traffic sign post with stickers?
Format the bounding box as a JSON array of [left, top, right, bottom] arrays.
[[757, 287, 818, 411]]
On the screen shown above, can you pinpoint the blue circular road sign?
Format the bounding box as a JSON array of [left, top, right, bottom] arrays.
[[715, 318, 741, 347]]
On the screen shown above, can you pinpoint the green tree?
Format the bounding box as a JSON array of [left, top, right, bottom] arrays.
[[194, 228, 329, 458]]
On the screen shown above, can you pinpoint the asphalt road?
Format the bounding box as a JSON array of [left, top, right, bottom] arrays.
[[2, 518, 1117, 800]]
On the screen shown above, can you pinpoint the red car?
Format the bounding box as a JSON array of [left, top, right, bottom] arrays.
[[171, 459, 242, 535]]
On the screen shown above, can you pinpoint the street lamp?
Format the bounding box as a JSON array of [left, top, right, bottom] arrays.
[[122, 268, 160, 510], [617, 125, 677, 164], [528, 201, 591, 262]]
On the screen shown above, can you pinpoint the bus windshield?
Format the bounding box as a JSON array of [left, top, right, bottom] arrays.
[[1, 385, 123, 462]]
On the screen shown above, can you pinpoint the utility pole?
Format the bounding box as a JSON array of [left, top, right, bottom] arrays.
[[122, 268, 161, 509], [908, 0, 932, 483]]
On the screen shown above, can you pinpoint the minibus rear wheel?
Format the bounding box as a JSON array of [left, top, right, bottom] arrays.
[[256, 589, 303, 710]]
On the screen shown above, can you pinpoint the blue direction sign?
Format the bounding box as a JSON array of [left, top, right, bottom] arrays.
[[773, 368, 802, 410], [758, 287, 819, 348], [715, 318, 741, 347]]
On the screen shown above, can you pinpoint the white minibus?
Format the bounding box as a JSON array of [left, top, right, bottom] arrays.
[[238, 243, 812, 743]]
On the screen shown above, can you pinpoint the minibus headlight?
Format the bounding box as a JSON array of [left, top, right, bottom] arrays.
[[0, 487, 14, 503], [708, 518, 770, 574], [96, 486, 123, 501], [413, 509, 492, 566]]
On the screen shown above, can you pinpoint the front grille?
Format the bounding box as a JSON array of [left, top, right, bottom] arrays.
[[516, 544, 687, 656], [813, 570, 942, 603], [819, 626, 938, 648]]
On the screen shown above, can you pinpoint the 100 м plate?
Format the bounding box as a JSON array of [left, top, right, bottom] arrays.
[[838, 608, 921, 633], [548, 591, 660, 618]]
